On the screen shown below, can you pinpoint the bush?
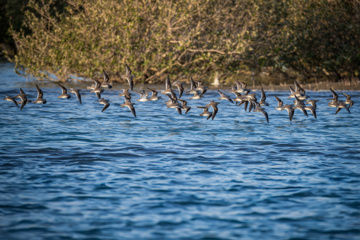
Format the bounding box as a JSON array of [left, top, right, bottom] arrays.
[[9, 0, 360, 84]]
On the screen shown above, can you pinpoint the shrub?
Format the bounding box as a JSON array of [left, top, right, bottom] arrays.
[[9, 0, 360, 84]]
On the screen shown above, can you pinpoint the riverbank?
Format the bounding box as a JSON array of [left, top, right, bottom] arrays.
[[2, 58, 360, 91], [241, 80, 360, 92]]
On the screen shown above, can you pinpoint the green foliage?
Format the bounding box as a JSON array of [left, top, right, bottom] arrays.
[[8, 0, 360, 83], [248, 0, 360, 81]]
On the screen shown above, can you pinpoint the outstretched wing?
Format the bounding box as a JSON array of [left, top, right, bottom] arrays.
[[58, 83, 67, 94], [36, 84, 43, 98], [125, 64, 132, 75], [260, 109, 269, 123], [103, 69, 110, 83], [330, 88, 338, 100], [102, 102, 110, 112], [165, 76, 171, 89], [130, 105, 136, 117]]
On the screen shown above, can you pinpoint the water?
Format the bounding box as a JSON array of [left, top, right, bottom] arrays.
[[0, 61, 360, 239]]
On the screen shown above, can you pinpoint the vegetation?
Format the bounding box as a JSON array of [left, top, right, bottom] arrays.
[[6, 0, 360, 84], [0, 0, 29, 56]]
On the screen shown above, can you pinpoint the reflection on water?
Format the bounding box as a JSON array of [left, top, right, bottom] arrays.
[[1, 61, 360, 239]]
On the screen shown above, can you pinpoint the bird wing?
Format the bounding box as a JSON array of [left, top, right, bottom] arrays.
[[123, 76, 134, 91], [342, 93, 351, 100], [103, 69, 110, 83], [102, 102, 110, 112], [129, 105, 136, 117], [199, 88, 207, 97], [212, 109, 218, 120], [58, 84, 67, 94], [165, 76, 171, 89], [260, 109, 269, 123], [10, 97, 19, 108], [125, 64, 132, 75], [261, 88, 266, 101], [93, 79, 101, 88], [330, 88, 338, 100], [36, 84, 43, 98], [275, 96, 283, 107], [76, 91, 82, 104], [178, 86, 184, 99], [20, 98, 27, 110], [190, 77, 195, 89]]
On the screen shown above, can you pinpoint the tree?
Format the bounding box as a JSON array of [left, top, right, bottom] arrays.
[[9, 0, 360, 84]]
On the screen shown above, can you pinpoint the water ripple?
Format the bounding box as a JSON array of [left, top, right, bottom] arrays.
[[0, 61, 360, 239]]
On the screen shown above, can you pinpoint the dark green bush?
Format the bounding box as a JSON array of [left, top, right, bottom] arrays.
[[9, 0, 360, 83]]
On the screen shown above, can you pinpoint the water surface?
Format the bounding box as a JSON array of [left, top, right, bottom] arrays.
[[0, 61, 360, 239]]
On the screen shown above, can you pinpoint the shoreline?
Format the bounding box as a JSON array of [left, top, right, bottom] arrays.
[[2, 59, 360, 91], [16, 80, 360, 92]]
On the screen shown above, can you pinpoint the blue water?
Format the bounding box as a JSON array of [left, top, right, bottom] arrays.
[[0, 60, 359, 240]]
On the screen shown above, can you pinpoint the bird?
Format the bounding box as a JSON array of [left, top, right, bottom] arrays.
[[217, 90, 233, 103], [98, 98, 110, 112], [342, 93, 354, 107], [190, 89, 206, 100], [15, 88, 28, 110], [328, 88, 338, 101], [86, 82, 96, 91], [57, 83, 71, 99], [289, 86, 307, 100], [3, 95, 19, 108], [259, 88, 269, 106], [101, 69, 112, 89], [165, 94, 182, 115], [232, 92, 243, 105], [253, 103, 269, 123], [234, 81, 250, 94], [305, 105, 317, 119], [196, 81, 207, 93], [288, 80, 307, 100], [119, 89, 132, 100], [198, 87, 207, 98], [173, 81, 184, 99], [168, 88, 178, 100], [327, 89, 342, 112], [206, 101, 219, 120], [242, 93, 257, 112], [90, 79, 104, 99], [328, 100, 338, 108], [229, 85, 238, 95], [248, 99, 258, 113], [236, 95, 250, 111], [179, 99, 191, 114], [33, 84, 47, 104], [136, 90, 149, 102], [190, 81, 207, 99], [69, 88, 82, 104], [335, 101, 350, 115], [293, 95, 308, 117], [294, 79, 306, 96], [306, 99, 318, 109], [147, 88, 161, 101], [197, 106, 212, 120], [120, 64, 134, 91], [121, 99, 136, 117]]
